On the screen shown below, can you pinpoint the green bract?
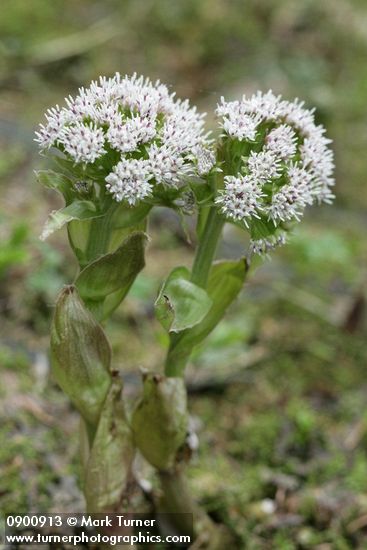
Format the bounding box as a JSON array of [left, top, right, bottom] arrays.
[[132, 373, 188, 471], [84, 376, 134, 513], [165, 259, 248, 375], [50, 286, 112, 427], [75, 231, 148, 321], [155, 266, 213, 333]]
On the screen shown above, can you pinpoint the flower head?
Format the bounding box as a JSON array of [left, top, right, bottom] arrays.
[[215, 175, 264, 227], [247, 150, 281, 183], [215, 90, 335, 231], [249, 233, 287, 257], [265, 124, 297, 160], [105, 158, 152, 205], [36, 73, 213, 204], [59, 122, 105, 164]]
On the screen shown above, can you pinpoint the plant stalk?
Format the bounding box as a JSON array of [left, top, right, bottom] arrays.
[[158, 466, 202, 536], [190, 207, 224, 289], [159, 207, 233, 546], [164, 206, 224, 377], [158, 466, 232, 548], [85, 204, 117, 261]]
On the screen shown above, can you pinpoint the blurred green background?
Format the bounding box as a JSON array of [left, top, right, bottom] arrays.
[[1, 1, 367, 548]]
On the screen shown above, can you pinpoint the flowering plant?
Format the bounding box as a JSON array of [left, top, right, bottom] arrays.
[[36, 74, 334, 546]]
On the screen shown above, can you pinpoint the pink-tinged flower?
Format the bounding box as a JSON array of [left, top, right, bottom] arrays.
[[216, 175, 265, 227], [105, 158, 152, 205]]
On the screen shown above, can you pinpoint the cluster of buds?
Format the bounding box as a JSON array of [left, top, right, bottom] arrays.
[[215, 91, 334, 252], [248, 233, 287, 258], [36, 73, 214, 205]]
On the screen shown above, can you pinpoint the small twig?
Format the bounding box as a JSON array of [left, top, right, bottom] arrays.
[[347, 514, 367, 534]]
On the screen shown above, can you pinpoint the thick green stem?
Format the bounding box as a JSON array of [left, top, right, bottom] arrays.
[[190, 208, 224, 289], [158, 466, 232, 548], [85, 204, 117, 261], [158, 467, 201, 535], [164, 207, 224, 377], [161, 209, 228, 542], [164, 337, 190, 376]]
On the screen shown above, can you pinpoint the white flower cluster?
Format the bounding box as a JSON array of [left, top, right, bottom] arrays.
[[35, 73, 214, 205], [216, 91, 335, 229]]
